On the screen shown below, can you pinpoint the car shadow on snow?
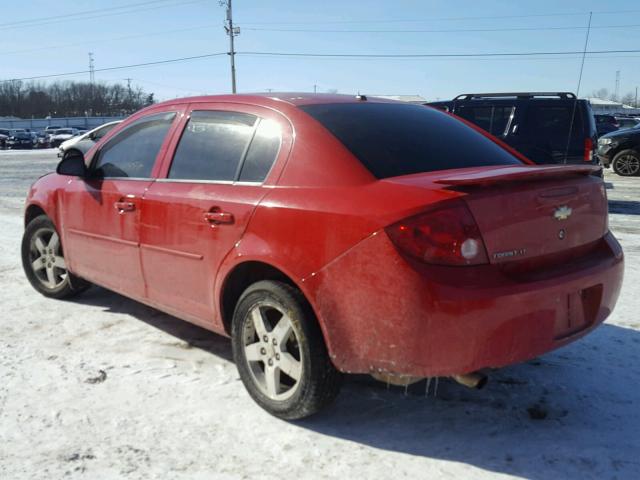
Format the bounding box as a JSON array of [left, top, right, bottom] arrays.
[[608, 199, 640, 216], [299, 323, 640, 479], [74, 287, 640, 479], [73, 286, 234, 362]]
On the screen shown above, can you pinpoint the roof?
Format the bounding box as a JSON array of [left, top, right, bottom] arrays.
[[371, 95, 427, 103], [584, 97, 623, 106], [153, 92, 399, 109]]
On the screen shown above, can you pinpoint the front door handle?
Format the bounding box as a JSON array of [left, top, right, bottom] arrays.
[[114, 201, 136, 213], [204, 210, 234, 225]]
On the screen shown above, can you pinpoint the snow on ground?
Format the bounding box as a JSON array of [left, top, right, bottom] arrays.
[[0, 150, 639, 479]]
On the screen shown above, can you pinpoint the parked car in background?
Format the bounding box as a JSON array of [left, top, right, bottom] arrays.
[[0, 128, 10, 149], [595, 114, 620, 136], [34, 131, 50, 149], [22, 93, 622, 419], [44, 126, 62, 133], [58, 121, 122, 158], [426, 92, 598, 166], [598, 123, 640, 175], [48, 128, 78, 148], [615, 116, 640, 130], [6, 131, 34, 149]]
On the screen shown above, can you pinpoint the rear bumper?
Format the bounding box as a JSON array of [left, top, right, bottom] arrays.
[[307, 231, 624, 377]]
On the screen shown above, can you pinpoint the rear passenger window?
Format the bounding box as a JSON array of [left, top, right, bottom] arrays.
[[239, 119, 281, 182], [457, 106, 492, 132], [456, 105, 513, 136], [491, 107, 514, 136], [169, 111, 256, 181], [523, 106, 583, 138], [94, 112, 175, 178]]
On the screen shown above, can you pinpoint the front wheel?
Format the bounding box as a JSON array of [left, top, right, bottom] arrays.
[[21, 215, 89, 299], [612, 149, 640, 176], [231, 280, 342, 420]]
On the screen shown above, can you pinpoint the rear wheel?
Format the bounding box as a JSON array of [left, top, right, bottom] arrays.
[[231, 280, 342, 420], [21, 215, 89, 299], [612, 149, 640, 176]]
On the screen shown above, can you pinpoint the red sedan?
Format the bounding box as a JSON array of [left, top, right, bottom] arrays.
[[21, 94, 623, 419]]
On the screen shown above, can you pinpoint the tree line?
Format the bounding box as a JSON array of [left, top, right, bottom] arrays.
[[591, 88, 639, 107], [0, 80, 155, 118]]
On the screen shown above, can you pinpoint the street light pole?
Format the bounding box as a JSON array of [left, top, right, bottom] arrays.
[[222, 0, 239, 93]]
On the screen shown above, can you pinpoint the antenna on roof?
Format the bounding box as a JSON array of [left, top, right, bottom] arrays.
[[563, 11, 592, 163]]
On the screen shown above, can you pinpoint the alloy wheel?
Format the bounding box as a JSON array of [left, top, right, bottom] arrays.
[[616, 154, 640, 176], [28, 228, 67, 290], [242, 303, 303, 401]]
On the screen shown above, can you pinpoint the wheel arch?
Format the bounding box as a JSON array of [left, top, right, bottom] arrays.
[[219, 260, 301, 335], [24, 203, 47, 227], [217, 260, 337, 357]]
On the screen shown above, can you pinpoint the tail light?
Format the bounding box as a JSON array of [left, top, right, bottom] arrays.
[[385, 201, 489, 266], [584, 138, 594, 162]]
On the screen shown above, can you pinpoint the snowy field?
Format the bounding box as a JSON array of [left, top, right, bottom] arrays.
[[1, 149, 639, 480]]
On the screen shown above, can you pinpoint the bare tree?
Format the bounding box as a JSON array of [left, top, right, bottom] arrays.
[[621, 92, 636, 107], [0, 80, 155, 117], [591, 88, 610, 99]]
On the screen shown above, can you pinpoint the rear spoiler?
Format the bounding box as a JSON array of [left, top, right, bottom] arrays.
[[434, 165, 601, 187]]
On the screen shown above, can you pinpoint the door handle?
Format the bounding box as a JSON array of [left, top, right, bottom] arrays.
[[114, 201, 136, 213], [204, 210, 234, 225]]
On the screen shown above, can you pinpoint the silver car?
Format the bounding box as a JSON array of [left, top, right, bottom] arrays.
[[58, 121, 122, 158]]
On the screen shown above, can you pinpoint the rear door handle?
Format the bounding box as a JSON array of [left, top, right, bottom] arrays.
[[114, 201, 136, 213], [204, 210, 234, 225]]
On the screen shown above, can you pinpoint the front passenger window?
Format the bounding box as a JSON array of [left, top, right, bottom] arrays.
[[94, 112, 176, 178]]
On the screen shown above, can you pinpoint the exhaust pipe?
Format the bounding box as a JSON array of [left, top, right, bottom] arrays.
[[452, 371, 488, 389]]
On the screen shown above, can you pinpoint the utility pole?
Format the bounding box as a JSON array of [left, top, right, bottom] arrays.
[[615, 70, 620, 101], [88, 52, 95, 83], [221, 0, 240, 93], [635, 86, 638, 108], [313, 84, 317, 93]]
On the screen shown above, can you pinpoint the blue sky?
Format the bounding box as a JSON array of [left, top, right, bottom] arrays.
[[2, 0, 640, 101]]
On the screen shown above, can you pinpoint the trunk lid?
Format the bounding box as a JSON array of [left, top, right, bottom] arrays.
[[437, 166, 607, 264]]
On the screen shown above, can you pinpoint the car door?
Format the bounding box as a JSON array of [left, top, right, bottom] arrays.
[[60, 110, 182, 299], [139, 104, 288, 328]]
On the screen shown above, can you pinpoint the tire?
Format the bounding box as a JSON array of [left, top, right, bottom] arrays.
[[612, 149, 640, 176], [231, 280, 342, 420], [21, 215, 90, 299]]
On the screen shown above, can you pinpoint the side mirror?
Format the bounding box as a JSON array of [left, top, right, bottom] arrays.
[[56, 151, 88, 177]]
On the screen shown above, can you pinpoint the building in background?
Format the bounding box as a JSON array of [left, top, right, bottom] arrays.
[[585, 97, 640, 115]]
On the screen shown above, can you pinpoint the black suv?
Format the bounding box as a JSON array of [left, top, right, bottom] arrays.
[[426, 92, 598, 166], [597, 124, 640, 176]]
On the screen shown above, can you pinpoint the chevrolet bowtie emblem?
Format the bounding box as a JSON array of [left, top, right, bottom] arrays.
[[554, 206, 572, 221]]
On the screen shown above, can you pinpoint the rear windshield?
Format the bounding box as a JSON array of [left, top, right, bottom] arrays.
[[299, 103, 521, 179]]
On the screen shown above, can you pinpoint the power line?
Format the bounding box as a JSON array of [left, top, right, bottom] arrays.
[[0, 0, 206, 31], [244, 23, 640, 34], [0, 0, 176, 28], [1, 53, 227, 83], [3, 48, 640, 84], [241, 9, 640, 26], [237, 48, 640, 58], [0, 24, 217, 57]]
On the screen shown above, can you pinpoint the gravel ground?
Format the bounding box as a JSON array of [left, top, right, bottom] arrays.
[[1, 149, 639, 480]]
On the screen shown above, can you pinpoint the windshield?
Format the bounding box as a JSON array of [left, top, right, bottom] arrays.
[[299, 102, 521, 179]]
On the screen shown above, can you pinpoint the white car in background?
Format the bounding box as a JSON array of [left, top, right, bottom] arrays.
[[58, 121, 122, 158], [48, 128, 79, 148]]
